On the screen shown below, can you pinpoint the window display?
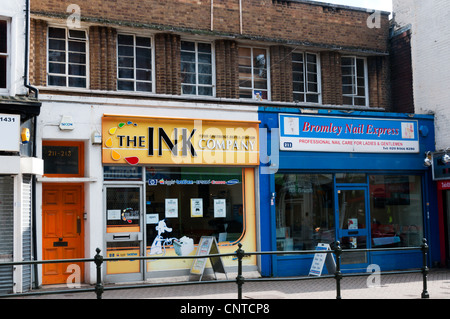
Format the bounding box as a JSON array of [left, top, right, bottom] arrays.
[[275, 174, 335, 251], [145, 167, 244, 249], [370, 175, 424, 247], [106, 187, 141, 233]]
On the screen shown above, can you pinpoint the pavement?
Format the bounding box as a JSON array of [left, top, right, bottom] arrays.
[[8, 268, 450, 300]]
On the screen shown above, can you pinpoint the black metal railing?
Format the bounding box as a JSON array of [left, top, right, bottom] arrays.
[[0, 238, 430, 299]]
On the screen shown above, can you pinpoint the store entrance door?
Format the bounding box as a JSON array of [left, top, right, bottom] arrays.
[[104, 185, 144, 282], [336, 187, 370, 271], [42, 183, 85, 285]]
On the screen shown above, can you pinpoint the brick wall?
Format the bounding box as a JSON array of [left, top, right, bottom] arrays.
[[320, 51, 342, 106], [389, 29, 414, 113], [155, 33, 181, 95], [368, 56, 390, 109], [215, 40, 239, 99], [89, 26, 117, 91], [270, 45, 293, 103], [29, 19, 47, 87], [31, 0, 389, 53], [29, 0, 391, 109]]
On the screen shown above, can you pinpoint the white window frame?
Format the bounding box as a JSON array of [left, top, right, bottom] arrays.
[[180, 40, 215, 97], [116, 32, 155, 93], [341, 56, 369, 107], [47, 26, 89, 89], [238, 46, 270, 101], [0, 18, 10, 94], [292, 51, 322, 104]]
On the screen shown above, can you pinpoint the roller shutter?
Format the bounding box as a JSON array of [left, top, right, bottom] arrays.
[[0, 176, 14, 295], [22, 175, 33, 292]]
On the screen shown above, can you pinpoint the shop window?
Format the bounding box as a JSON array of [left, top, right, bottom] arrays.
[[341, 56, 368, 107], [369, 175, 424, 247], [0, 20, 8, 91], [42, 141, 84, 177], [238, 47, 269, 100], [145, 167, 244, 246], [275, 174, 334, 251], [181, 41, 214, 96], [117, 34, 153, 92], [292, 52, 320, 103], [106, 187, 141, 233], [47, 27, 87, 88]]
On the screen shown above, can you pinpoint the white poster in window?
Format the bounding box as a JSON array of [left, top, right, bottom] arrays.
[[214, 199, 226, 218], [165, 198, 178, 218], [107, 210, 121, 220], [348, 218, 358, 230], [190, 198, 203, 218], [146, 214, 159, 224]]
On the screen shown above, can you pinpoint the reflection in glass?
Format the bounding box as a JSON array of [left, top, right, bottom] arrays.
[[370, 175, 423, 248], [145, 167, 244, 246], [275, 174, 334, 251]]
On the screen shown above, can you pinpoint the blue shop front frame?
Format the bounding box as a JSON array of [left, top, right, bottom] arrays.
[[258, 107, 439, 277]]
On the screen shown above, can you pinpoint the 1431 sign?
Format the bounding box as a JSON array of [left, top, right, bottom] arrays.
[[0, 114, 20, 152]]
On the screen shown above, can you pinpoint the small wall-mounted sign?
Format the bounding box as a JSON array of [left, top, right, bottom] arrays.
[[60, 115, 74, 130], [0, 113, 20, 152]]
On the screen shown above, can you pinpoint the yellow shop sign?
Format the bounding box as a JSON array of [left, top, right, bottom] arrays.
[[102, 115, 260, 166]]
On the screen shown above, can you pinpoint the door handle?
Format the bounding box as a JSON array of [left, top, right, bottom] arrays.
[[77, 216, 81, 234]]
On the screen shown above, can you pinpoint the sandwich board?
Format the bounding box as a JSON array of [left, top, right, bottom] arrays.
[[190, 236, 228, 281], [309, 243, 336, 276]]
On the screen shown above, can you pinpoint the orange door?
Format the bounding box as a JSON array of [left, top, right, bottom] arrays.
[[42, 183, 84, 285]]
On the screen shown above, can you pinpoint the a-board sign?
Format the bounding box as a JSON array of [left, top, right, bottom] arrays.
[[190, 236, 227, 281], [309, 243, 336, 276]]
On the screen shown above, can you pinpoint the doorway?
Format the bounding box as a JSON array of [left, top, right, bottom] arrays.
[[335, 187, 370, 271], [104, 185, 144, 282], [42, 183, 85, 285]]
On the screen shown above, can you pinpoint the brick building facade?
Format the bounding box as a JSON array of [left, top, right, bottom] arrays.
[[29, 0, 390, 108], [26, 0, 399, 286]]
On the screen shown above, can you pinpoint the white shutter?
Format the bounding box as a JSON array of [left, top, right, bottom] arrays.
[[0, 175, 14, 294], [22, 175, 33, 292]]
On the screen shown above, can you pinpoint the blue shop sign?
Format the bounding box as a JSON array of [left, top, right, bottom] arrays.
[[279, 114, 419, 154]]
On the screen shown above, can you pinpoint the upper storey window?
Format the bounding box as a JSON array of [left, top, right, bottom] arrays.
[[341, 56, 368, 107], [48, 27, 87, 88], [117, 34, 153, 92], [238, 47, 269, 100], [292, 52, 320, 103], [181, 41, 214, 96], [0, 20, 8, 92]]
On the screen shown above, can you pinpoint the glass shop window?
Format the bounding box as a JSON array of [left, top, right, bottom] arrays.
[[369, 175, 424, 247], [106, 187, 141, 233], [275, 174, 334, 251], [145, 167, 244, 248]]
